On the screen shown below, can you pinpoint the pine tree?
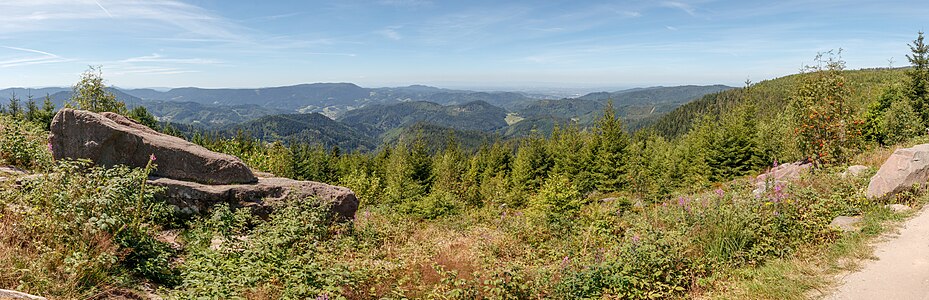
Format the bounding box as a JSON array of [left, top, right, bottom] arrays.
[[593, 100, 630, 193], [907, 31, 929, 126]]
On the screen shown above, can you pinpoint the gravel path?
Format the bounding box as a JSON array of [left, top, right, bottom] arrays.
[[826, 206, 929, 300]]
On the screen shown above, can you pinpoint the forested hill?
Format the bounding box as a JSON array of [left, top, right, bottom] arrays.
[[219, 113, 377, 151], [338, 100, 509, 135], [648, 68, 907, 138]]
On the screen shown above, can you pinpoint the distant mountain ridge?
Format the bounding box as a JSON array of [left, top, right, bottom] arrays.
[[1, 83, 732, 151]]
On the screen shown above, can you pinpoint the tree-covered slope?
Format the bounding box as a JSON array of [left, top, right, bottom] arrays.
[[221, 113, 377, 151], [649, 68, 907, 138], [338, 100, 508, 135]]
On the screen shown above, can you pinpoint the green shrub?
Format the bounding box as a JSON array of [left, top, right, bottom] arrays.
[[172, 200, 356, 299], [0, 115, 52, 171], [0, 159, 175, 296]]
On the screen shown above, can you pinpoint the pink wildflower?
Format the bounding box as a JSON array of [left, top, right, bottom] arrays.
[[150, 153, 157, 161]]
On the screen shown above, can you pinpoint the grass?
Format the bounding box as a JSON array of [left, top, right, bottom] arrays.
[[703, 189, 925, 300]]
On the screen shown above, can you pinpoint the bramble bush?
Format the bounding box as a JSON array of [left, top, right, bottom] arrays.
[[0, 115, 52, 171], [0, 159, 175, 297]]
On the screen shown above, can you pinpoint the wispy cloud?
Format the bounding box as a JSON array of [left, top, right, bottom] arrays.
[[120, 53, 221, 64], [0, 46, 70, 68], [662, 1, 697, 16], [377, 27, 403, 40], [378, 0, 432, 7], [0, 0, 248, 41], [666, 26, 679, 31]]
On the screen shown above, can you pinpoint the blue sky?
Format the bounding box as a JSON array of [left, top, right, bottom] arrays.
[[0, 0, 926, 90]]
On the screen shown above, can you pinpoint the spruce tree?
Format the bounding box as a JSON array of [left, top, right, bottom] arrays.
[[706, 103, 763, 181], [593, 100, 630, 193], [384, 143, 421, 205], [7, 92, 21, 118], [510, 134, 552, 200], [907, 31, 929, 126], [408, 133, 433, 192], [431, 134, 465, 197], [548, 123, 596, 192]]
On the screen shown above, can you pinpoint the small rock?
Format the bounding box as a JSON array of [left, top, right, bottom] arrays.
[[0, 166, 27, 176], [0, 289, 47, 300], [884, 204, 912, 213], [752, 180, 788, 198], [842, 165, 869, 178], [829, 216, 863, 232]]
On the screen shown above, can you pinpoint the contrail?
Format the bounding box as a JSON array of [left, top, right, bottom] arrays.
[[2, 46, 58, 58], [94, 0, 114, 18]]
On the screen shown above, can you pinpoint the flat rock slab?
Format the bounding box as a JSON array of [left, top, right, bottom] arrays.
[[886, 204, 913, 213], [49, 109, 256, 185], [829, 216, 863, 232], [0, 289, 47, 300], [826, 207, 929, 300], [867, 144, 929, 199], [842, 165, 869, 178], [148, 176, 359, 220]]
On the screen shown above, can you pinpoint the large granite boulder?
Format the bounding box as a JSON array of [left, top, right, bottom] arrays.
[[149, 176, 359, 219], [867, 144, 929, 199], [49, 109, 256, 184]]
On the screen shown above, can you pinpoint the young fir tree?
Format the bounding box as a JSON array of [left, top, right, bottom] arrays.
[[24, 95, 39, 122], [880, 89, 923, 145], [70, 66, 126, 114], [384, 143, 418, 205], [510, 133, 552, 201], [907, 31, 929, 126], [7, 92, 22, 118], [548, 123, 596, 192], [593, 100, 630, 193], [626, 130, 671, 201], [431, 133, 466, 197], [127, 106, 159, 129], [408, 133, 434, 193], [706, 103, 763, 181]]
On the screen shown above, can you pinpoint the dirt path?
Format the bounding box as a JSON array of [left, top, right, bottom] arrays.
[[825, 206, 929, 300]]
